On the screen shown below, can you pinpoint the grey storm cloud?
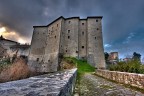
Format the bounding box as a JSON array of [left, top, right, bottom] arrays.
[[0, 0, 144, 57]]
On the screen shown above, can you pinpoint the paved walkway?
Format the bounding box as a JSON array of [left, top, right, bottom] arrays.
[[74, 73, 144, 96]]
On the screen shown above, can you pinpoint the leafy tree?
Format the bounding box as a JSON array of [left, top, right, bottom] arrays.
[[104, 52, 109, 61], [132, 52, 141, 61], [109, 59, 144, 73]]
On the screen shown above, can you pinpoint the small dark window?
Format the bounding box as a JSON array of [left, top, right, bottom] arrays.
[[57, 24, 58, 27], [61, 45, 62, 47], [48, 60, 50, 62], [68, 36, 70, 39], [66, 50, 67, 52], [76, 51, 78, 53], [68, 30, 70, 33], [96, 20, 98, 22], [82, 46, 84, 48], [55, 36, 56, 38], [52, 27, 53, 29], [82, 32, 84, 35], [36, 58, 39, 62], [69, 21, 71, 24], [97, 28, 99, 30], [95, 37, 97, 39], [82, 23, 84, 25]]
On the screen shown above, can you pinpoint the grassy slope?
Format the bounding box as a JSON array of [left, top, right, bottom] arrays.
[[64, 57, 95, 79]]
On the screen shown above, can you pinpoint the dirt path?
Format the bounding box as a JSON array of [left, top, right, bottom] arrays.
[[74, 73, 144, 96]]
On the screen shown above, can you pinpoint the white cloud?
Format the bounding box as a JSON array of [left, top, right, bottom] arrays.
[[104, 44, 112, 48], [123, 32, 135, 44], [0, 26, 29, 44]]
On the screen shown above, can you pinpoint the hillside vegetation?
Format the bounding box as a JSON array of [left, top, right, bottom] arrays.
[[0, 58, 40, 83], [109, 59, 144, 74], [63, 57, 95, 79]]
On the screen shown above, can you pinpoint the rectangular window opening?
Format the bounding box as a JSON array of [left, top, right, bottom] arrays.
[[68, 30, 70, 33], [82, 32, 84, 35], [69, 21, 71, 24], [36, 58, 39, 62]]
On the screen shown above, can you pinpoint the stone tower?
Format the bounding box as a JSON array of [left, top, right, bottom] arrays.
[[28, 16, 105, 72]]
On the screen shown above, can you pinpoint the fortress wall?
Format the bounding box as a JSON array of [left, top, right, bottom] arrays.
[[29, 27, 48, 62], [87, 17, 105, 68], [95, 19, 105, 68], [78, 20, 87, 59], [59, 19, 65, 55], [28, 16, 106, 72], [43, 18, 63, 72], [63, 18, 79, 57]]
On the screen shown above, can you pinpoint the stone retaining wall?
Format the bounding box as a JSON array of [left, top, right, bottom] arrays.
[[96, 70, 144, 89], [0, 68, 77, 96]]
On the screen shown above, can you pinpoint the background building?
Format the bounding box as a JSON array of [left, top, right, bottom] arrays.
[[108, 52, 119, 61], [0, 35, 30, 58]]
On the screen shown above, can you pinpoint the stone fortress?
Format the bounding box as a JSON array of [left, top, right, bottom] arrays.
[[28, 16, 105, 72]]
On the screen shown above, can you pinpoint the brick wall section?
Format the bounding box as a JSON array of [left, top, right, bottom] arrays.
[[96, 70, 144, 89]]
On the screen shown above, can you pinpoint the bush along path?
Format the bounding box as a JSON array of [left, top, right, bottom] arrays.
[[64, 57, 144, 96]]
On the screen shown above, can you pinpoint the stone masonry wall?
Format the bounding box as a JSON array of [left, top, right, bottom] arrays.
[[63, 18, 79, 57], [87, 18, 105, 68], [96, 70, 144, 89], [0, 68, 77, 96], [28, 27, 48, 72], [29, 27, 47, 61], [79, 20, 87, 59], [43, 18, 63, 72]]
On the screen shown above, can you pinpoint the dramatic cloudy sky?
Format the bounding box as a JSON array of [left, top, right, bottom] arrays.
[[0, 0, 144, 59]]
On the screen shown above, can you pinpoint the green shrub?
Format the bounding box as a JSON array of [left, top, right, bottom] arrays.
[[0, 58, 11, 73], [109, 60, 144, 74]]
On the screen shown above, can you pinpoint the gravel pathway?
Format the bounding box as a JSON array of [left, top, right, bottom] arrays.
[[74, 73, 144, 96]]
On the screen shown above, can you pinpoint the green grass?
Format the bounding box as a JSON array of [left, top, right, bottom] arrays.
[[64, 57, 95, 81], [0, 58, 11, 73]]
